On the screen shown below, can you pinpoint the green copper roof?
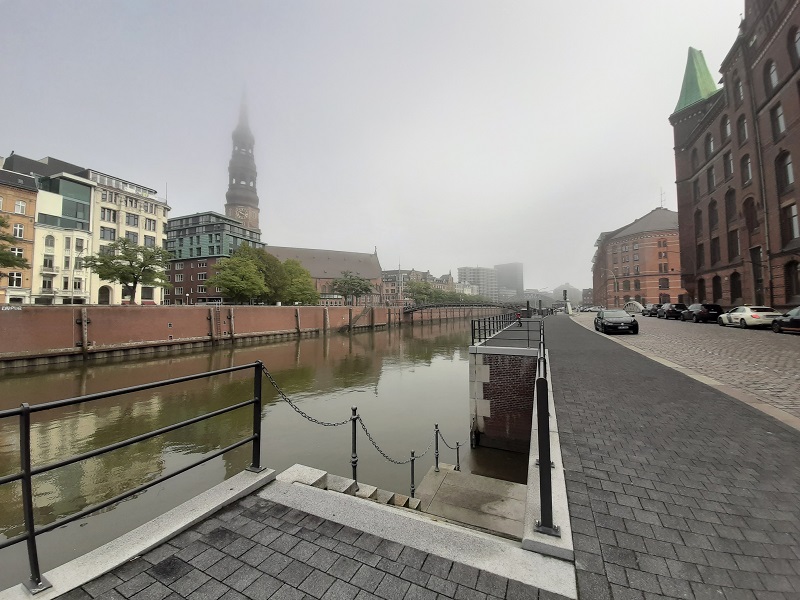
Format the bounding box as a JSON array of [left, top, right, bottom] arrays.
[[674, 47, 718, 113]]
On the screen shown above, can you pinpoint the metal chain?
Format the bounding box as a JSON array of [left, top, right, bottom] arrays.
[[261, 366, 350, 427], [437, 429, 464, 451], [359, 419, 434, 464]]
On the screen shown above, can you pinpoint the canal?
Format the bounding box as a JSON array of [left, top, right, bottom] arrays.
[[0, 319, 527, 591]]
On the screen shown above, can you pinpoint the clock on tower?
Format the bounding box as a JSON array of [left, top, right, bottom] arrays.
[[236, 206, 249, 220]]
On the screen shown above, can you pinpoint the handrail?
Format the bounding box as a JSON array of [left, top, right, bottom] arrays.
[[0, 361, 265, 594]]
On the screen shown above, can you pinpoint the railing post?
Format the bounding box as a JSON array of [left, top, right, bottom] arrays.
[[434, 424, 440, 472], [248, 362, 265, 472], [20, 403, 51, 593], [351, 407, 359, 491], [455, 441, 461, 471], [410, 450, 416, 498], [534, 377, 560, 537]]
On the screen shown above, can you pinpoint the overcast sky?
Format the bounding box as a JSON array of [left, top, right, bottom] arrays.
[[0, 1, 744, 291]]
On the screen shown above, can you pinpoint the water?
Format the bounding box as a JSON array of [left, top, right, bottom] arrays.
[[0, 320, 526, 590]]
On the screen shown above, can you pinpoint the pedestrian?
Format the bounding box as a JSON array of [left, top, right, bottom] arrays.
[[516, 311, 522, 326]]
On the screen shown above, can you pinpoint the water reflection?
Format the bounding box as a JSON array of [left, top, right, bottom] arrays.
[[0, 320, 525, 590]]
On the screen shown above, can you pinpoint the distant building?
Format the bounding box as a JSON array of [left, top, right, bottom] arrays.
[[494, 262, 524, 299], [266, 246, 383, 306], [382, 268, 454, 304], [457, 266, 498, 302], [670, 3, 800, 309], [0, 169, 38, 304], [592, 207, 687, 308], [523, 289, 554, 308], [582, 288, 593, 305], [454, 281, 480, 296], [223, 100, 261, 232]]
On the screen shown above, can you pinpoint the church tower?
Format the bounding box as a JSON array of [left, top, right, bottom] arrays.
[[224, 98, 260, 231]]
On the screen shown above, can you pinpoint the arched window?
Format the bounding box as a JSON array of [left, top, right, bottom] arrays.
[[725, 190, 737, 224], [622, 280, 631, 291], [694, 209, 703, 236], [45, 235, 55, 247], [765, 60, 779, 94], [743, 197, 758, 233], [634, 294, 642, 303], [710, 276, 721, 303], [634, 279, 641, 291], [659, 293, 671, 303], [691, 148, 699, 171], [697, 278, 706, 302], [791, 27, 800, 67], [623, 295, 631, 303], [737, 115, 748, 144], [705, 134, 714, 159], [721, 115, 731, 141], [730, 272, 743, 303], [734, 78, 744, 105], [741, 155, 752, 184], [786, 261, 800, 302], [709, 200, 719, 231], [776, 152, 795, 194]]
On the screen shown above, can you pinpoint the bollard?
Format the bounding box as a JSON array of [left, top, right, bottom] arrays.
[[434, 424, 440, 472], [20, 403, 51, 593], [350, 407, 359, 491], [410, 450, 416, 498], [534, 377, 560, 537], [248, 362, 265, 472], [455, 441, 461, 471]]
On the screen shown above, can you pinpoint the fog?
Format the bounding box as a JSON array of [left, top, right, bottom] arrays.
[[0, 0, 743, 290]]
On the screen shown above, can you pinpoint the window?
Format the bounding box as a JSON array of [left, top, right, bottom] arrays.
[[144, 218, 156, 231], [13, 224, 23, 238], [782, 203, 799, 246], [697, 278, 706, 302], [634, 279, 640, 291], [694, 209, 703, 236], [14, 200, 26, 215], [730, 272, 743, 303], [765, 60, 779, 94], [198, 260, 207, 267], [711, 237, 721, 264], [73, 279, 82, 291], [197, 285, 207, 294], [723, 151, 733, 180], [659, 278, 669, 290], [744, 197, 758, 232], [691, 148, 699, 171], [8, 272, 22, 287], [709, 200, 719, 231], [175, 274, 183, 282], [125, 213, 139, 227], [175, 287, 183, 295], [704, 134, 714, 159], [706, 167, 715, 192], [696, 243, 705, 268], [776, 152, 795, 195], [144, 235, 156, 247], [100, 227, 116, 241], [771, 104, 786, 139], [10, 247, 23, 259], [63, 256, 70, 269], [197, 272, 207, 280], [721, 116, 731, 141], [790, 28, 800, 66], [632, 243, 639, 250], [741, 155, 752, 185], [125, 231, 139, 243], [693, 180, 700, 202], [786, 261, 800, 302], [101, 208, 117, 222], [737, 115, 748, 144], [45, 235, 54, 247], [175, 262, 184, 270], [712, 276, 722, 303], [728, 229, 740, 259], [75, 238, 84, 252], [634, 265, 640, 274], [62, 277, 69, 290], [633, 254, 639, 261], [735, 78, 744, 105], [622, 280, 630, 291], [64, 237, 71, 250], [41, 278, 53, 290], [141, 287, 154, 300]]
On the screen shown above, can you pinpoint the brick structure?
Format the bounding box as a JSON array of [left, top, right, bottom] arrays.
[[0, 169, 37, 304], [670, 2, 800, 310]]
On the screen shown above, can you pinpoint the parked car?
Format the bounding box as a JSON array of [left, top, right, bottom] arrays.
[[680, 303, 724, 323], [717, 305, 784, 328], [642, 303, 662, 317], [657, 302, 688, 319], [771, 306, 800, 333], [594, 309, 639, 334]]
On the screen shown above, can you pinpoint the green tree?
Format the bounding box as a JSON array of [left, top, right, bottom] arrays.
[[232, 246, 288, 304], [206, 256, 269, 304], [82, 238, 171, 304], [281, 259, 319, 305], [0, 215, 29, 278], [406, 281, 435, 304], [332, 271, 374, 306]]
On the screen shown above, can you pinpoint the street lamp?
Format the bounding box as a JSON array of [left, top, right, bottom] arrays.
[[186, 293, 189, 306]]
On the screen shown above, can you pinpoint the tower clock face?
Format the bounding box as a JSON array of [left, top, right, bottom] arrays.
[[236, 207, 249, 220]]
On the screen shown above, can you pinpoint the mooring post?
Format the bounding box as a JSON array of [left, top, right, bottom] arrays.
[[351, 406, 359, 491], [535, 377, 560, 536], [410, 450, 416, 498], [20, 403, 50, 593], [434, 424, 440, 472], [455, 441, 461, 471]]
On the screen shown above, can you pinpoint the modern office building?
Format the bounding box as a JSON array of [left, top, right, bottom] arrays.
[[494, 262, 524, 300], [457, 266, 498, 302]]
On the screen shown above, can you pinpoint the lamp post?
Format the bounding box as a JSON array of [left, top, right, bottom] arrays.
[[186, 293, 189, 306]]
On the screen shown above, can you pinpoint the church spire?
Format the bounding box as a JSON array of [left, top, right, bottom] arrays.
[[224, 95, 260, 232], [674, 47, 718, 113]]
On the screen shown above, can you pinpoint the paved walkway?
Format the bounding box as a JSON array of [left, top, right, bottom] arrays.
[[546, 315, 800, 600]]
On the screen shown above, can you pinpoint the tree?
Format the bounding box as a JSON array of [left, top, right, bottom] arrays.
[[281, 259, 319, 305], [206, 256, 269, 304], [0, 215, 29, 279], [332, 271, 374, 306], [406, 281, 435, 304], [82, 238, 171, 304], [232, 246, 288, 304]]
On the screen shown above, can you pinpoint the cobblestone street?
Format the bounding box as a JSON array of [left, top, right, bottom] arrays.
[[571, 312, 800, 420]]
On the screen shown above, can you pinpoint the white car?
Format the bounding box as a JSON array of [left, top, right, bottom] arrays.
[[717, 305, 784, 328]]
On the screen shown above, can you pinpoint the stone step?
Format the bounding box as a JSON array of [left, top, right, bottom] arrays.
[[326, 474, 358, 495], [407, 498, 421, 510], [391, 493, 410, 508], [276, 464, 327, 489], [354, 484, 378, 500], [374, 489, 396, 505]]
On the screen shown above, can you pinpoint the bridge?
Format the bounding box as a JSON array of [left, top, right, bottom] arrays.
[[402, 301, 522, 315]]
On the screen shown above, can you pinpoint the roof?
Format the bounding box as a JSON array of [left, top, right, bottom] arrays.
[[674, 48, 718, 113], [610, 207, 679, 240], [0, 169, 38, 192], [2, 154, 85, 178], [265, 246, 383, 280]]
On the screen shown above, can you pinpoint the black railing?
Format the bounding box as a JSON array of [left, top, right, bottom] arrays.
[[534, 319, 559, 537], [470, 312, 518, 344], [404, 302, 521, 315], [0, 361, 265, 594]]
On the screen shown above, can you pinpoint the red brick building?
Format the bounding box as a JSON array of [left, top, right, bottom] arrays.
[[670, 1, 800, 310], [592, 208, 687, 308]]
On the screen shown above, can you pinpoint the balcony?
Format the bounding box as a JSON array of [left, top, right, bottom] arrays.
[[39, 288, 56, 295], [40, 266, 60, 274]]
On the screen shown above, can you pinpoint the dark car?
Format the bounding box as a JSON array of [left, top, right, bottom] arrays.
[[594, 309, 639, 334], [772, 306, 800, 333], [680, 303, 723, 323], [642, 303, 662, 317], [657, 302, 688, 319]]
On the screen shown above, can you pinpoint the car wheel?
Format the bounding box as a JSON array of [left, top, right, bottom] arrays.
[[680, 314, 685, 321], [718, 317, 725, 326], [601, 324, 606, 334], [631, 327, 639, 334], [772, 321, 782, 333], [692, 315, 699, 323], [739, 319, 748, 329]]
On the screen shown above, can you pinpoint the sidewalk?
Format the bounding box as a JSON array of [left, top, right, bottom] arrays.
[[545, 315, 800, 600]]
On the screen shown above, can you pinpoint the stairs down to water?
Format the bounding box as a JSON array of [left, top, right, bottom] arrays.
[[276, 465, 421, 511]]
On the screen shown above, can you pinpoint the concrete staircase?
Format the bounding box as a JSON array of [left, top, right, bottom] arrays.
[[276, 465, 421, 511]]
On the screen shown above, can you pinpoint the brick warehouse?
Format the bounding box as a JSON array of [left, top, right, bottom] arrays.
[[670, 0, 800, 311]]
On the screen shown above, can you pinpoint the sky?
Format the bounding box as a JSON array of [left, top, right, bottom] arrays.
[[0, 1, 745, 292]]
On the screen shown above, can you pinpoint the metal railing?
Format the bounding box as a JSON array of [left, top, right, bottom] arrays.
[[470, 312, 518, 344], [0, 361, 266, 594], [533, 319, 559, 537]]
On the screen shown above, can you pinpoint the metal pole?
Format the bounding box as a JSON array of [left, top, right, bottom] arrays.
[[434, 424, 440, 472], [410, 450, 416, 498], [351, 407, 359, 490], [20, 403, 51, 593], [248, 362, 264, 471], [455, 441, 461, 471], [534, 378, 559, 536]]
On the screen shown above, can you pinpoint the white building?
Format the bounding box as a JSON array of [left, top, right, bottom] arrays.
[[457, 266, 498, 302]]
